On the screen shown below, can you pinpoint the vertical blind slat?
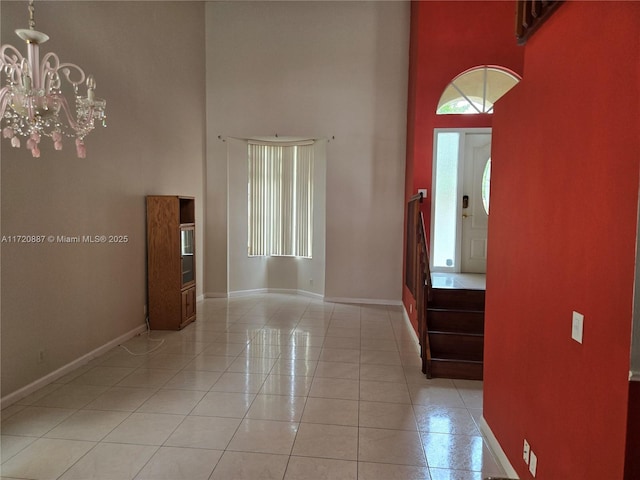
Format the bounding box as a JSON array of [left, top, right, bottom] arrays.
[[247, 142, 313, 258]]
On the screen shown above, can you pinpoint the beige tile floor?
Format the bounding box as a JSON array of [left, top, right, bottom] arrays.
[[0, 294, 507, 480]]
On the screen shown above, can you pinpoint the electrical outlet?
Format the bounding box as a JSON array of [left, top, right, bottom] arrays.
[[523, 439, 530, 464], [529, 450, 538, 477], [572, 311, 584, 344]]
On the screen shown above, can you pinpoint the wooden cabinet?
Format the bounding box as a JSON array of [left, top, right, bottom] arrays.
[[181, 286, 196, 325], [146, 196, 196, 330]]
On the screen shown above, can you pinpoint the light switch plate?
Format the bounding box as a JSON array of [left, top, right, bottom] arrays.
[[572, 311, 584, 344]]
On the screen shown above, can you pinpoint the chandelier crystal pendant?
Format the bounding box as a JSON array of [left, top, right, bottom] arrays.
[[0, 0, 106, 158]]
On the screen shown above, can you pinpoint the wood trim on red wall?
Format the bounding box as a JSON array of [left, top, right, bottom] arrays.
[[625, 381, 640, 480]]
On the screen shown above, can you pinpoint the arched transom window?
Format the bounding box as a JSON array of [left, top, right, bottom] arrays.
[[437, 66, 521, 114]]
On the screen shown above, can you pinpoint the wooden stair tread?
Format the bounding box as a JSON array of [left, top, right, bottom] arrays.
[[431, 354, 483, 363], [427, 310, 484, 335], [430, 357, 483, 380], [431, 351, 483, 362], [427, 307, 484, 314], [430, 288, 485, 310], [429, 330, 483, 337]]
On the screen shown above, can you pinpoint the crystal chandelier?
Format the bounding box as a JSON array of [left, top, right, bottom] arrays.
[[0, 0, 106, 158]]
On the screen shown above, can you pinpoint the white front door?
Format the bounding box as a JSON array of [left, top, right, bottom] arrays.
[[460, 133, 491, 273], [431, 129, 491, 273]]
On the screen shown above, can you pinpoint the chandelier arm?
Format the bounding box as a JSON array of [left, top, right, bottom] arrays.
[[1, 44, 25, 65], [1, 45, 26, 84], [40, 53, 87, 88], [58, 63, 87, 87], [0, 87, 11, 117]]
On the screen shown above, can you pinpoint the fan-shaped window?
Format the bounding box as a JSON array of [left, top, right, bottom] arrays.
[[437, 66, 520, 115]]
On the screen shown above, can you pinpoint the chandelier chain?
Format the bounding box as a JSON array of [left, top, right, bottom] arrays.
[[28, 0, 35, 30]]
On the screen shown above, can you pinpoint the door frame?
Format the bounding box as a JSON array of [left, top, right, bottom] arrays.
[[430, 127, 491, 273]]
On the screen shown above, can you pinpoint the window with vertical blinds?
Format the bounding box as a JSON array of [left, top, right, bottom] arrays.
[[248, 141, 313, 258]]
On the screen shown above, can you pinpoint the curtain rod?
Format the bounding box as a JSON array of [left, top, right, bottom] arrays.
[[217, 135, 335, 143]]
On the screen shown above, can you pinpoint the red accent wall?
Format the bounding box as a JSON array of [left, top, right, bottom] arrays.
[[486, 2, 640, 478], [403, 1, 524, 322]]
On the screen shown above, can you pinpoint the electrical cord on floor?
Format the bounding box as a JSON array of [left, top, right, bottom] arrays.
[[119, 316, 165, 356]]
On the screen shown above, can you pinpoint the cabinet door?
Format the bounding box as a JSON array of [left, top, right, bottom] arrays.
[[180, 226, 195, 287], [181, 287, 196, 327]]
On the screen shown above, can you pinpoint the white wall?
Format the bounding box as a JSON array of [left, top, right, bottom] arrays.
[[1, 1, 206, 398], [205, 1, 409, 302]]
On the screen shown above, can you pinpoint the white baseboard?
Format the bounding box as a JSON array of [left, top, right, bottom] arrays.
[[402, 304, 420, 347], [0, 323, 147, 410], [204, 292, 229, 298], [228, 288, 268, 297], [227, 288, 324, 300], [324, 296, 402, 306], [478, 416, 519, 479], [208, 290, 398, 305], [293, 289, 324, 301], [263, 288, 298, 296], [267, 288, 324, 300]]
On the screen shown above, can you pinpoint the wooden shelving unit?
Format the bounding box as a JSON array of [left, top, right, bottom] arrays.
[[146, 195, 196, 330]]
